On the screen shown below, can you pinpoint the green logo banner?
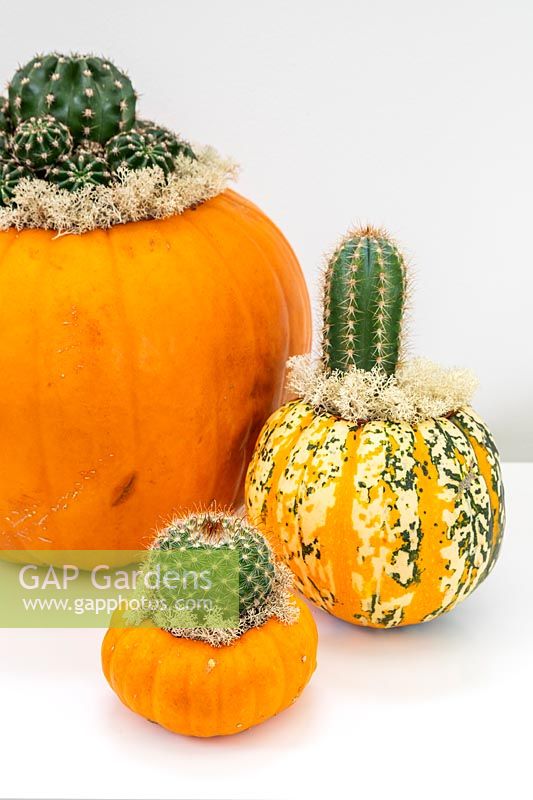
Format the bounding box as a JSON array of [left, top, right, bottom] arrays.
[[0, 549, 240, 628]]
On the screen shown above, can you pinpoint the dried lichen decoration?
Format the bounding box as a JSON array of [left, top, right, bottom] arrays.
[[0, 146, 238, 234], [288, 355, 478, 424]]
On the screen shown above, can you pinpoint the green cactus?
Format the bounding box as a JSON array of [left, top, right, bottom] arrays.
[[135, 119, 196, 160], [157, 512, 276, 616], [12, 115, 72, 172], [175, 140, 196, 160], [8, 53, 136, 144], [47, 148, 112, 191], [0, 97, 12, 154], [106, 131, 175, 175], [322, 226, 407, 376], [77, 139, 105, 157], [0, 96, 11, 132], [0, 158, 31, 205]]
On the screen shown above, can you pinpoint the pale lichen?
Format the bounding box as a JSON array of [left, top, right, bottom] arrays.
[[0, 145, 238, 234], [287, 355, 478, 424]]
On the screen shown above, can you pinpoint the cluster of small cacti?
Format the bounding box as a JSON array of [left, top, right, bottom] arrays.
[[156, 511, 276, 617], [0, 53, 196, 205]]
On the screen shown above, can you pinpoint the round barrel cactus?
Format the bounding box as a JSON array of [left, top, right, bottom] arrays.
[[157, 512, 276, 615], [12, 116, 72, 172], [106, 131, 175, 175], [48, 148, 111, 191], [0, 159, 30, 205], [8, 53, 136, 144], [135, 119, 196, 160]]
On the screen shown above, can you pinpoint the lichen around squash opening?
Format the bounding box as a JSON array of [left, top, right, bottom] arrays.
[[0, 147, 238, 234], [287, 354, 478, 425]]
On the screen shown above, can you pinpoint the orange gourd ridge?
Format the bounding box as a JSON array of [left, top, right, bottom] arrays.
[[245, 226, 505, 628], [0, 52, 311, 559], [101, 512, 318, 737]]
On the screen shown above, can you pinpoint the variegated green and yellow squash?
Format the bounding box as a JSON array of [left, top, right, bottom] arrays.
[[245, 226, 505, 628]]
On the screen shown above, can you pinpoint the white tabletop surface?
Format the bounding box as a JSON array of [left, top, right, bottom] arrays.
[[1, 462, 530, 800]]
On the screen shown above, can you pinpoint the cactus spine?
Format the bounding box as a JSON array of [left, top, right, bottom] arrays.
[[157, 512, 276, 616], [322, 226, 407, 375], [0, 96, 10, 132], [0, 159, 30, 205], [106, 131, 175, 175], [47, 148, 111, 191], [8, 54, 136, 143], [12, 115, 73, 171]]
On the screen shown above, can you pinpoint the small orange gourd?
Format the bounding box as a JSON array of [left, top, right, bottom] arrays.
[[101, 513, 318, 737]]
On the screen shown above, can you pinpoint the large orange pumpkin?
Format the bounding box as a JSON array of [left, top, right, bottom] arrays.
[[0, 189, 310, 554]]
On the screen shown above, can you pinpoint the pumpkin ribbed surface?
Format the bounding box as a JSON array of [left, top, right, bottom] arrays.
[[101, 595, 317, 737], [0, 189, 310, 554], [245, 401, 504, 628]]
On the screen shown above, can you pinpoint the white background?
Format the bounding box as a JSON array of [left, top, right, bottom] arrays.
[[0, 0, 531, 459], [0, 5, 531, 800], [0, 464, 531, 800]]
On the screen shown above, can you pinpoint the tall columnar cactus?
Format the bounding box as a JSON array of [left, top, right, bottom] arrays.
[[48, 148, 111, 191], [0, 159, 30, 205], [106, 131, 175, 175], [157, 512, 276, 615], [322, 226, 407, 375], [8, 53, 136, 143], [12, 116, 72, 172], [135, 119, 197, 160]]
